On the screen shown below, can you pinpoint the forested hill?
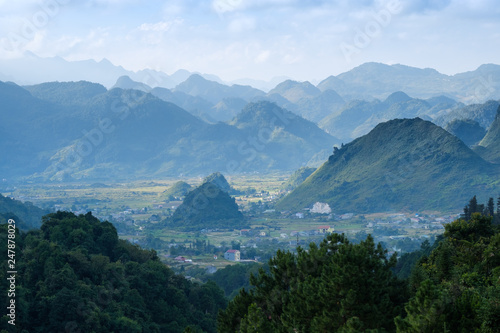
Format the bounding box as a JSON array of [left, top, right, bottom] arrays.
[[278, 117, 500, 213], [0, 212, 226, 332], [0, 193, 47, 230]]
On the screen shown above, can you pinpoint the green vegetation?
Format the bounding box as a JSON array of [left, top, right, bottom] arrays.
[[445, 118, 486, 146], [477, 105, 500, 163], [167, 182, 246, 230], [203, 172, 233, 193], [219, 197, 500, 332], [2, 192, 499, 332], [281, 166, 316, 190], [0, 212, 226, 332], [207, 263, 262, 299], [163, 181, 193, 200], [0, 193, 47, 230], [218, 233, 408, 332], [395, 211, 500, 332], [278, 118, 500, 213]]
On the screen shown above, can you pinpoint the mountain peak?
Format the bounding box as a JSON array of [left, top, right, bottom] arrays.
[[384, 91, 412, 105], [278, 117, 494, 213], [112, 75, 152, 92], [203, 172, 232, 193], [168, 180, 245, 230]]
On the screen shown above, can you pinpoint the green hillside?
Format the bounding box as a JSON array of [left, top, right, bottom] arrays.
[[162, 181, 192, 199], [0, 194, 47, 230], [445, 118, 486, 146], [167, 181, 245, 230], [203, 172, 233, 193], [0, 211, 226, 332], [277, 118, 500, 213], [477, 105, 500, 163], [281, 166, 316, 190]]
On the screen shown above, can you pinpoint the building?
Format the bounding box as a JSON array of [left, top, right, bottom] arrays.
[[317, 226, 334, 234], [240, 229, 251, 235], [224, 249, 241, 261]]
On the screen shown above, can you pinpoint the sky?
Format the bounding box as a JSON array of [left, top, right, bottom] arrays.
[[0, 0, 499, 82]]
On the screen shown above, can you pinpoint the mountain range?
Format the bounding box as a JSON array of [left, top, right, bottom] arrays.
[[3, 55, 500, 104], [0, 81, 337, 181], [111, 72, 500, 143]]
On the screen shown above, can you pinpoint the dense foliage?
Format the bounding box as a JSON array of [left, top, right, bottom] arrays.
[[396, 212, 500, 332], [218, 233, 408, 332], [167, 182, 246, 230], [0, 212, 226, 332], [220, 197, 500, 332], [207, 263, 262, 299], [0, 194, 47, 230]]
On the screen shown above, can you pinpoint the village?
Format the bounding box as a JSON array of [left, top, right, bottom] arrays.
[[2, 178, 460, 277]]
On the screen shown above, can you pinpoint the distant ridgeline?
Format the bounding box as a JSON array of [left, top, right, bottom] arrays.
[[0, 80, 337, 180], [164, 173, 246, 230], [0, 193, 46, 230]]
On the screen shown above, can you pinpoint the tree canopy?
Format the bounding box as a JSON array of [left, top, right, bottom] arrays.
[[0, 212, 227, 332]]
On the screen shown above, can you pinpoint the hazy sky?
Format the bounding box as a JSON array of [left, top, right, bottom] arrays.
[[1, 0, 499, 82]]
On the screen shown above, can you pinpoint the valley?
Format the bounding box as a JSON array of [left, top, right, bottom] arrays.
[[2, 173, 457, 278]]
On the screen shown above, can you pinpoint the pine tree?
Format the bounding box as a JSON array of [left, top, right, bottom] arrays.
[[469, 195, 478, 214], [395, 280, 448, 333], [463, 205, 470, 221], [487, 197, 495, 216]]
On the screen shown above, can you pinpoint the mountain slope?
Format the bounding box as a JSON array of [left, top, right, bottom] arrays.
[[174, 74, 265, 104], [162, 181, 192, 199], [433, 100, 500, 129], [167, 181, 245, 230], [268, 80, 321, 103], [317, 62, 500, 103], [24, 81, 107, 105], [281, 167, 316, 190], [203, 172, 233, 193], [445, 119, 486, 146], [229, 101, 339, 168], [1, 83, 334, 180], [477, 105, 500, 163], [277, 118, 499, 213], [319, 92, 454, 141], [0, 194, 47, 230]]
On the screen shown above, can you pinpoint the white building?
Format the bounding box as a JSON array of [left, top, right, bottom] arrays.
[[224, 249, 240, 261]]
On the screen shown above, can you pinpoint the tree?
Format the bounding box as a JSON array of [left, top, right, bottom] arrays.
[[398, 207, 500, 332], [487, 197, 495, 216], [239, 303, 273, 333], [395, 280, 448, 333], [219, 233, 407, 332]]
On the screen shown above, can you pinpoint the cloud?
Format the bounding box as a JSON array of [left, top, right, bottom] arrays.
[[228, 16, 255, 33], [138, 20, 182, 32], [255, 50, 270, 63]]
